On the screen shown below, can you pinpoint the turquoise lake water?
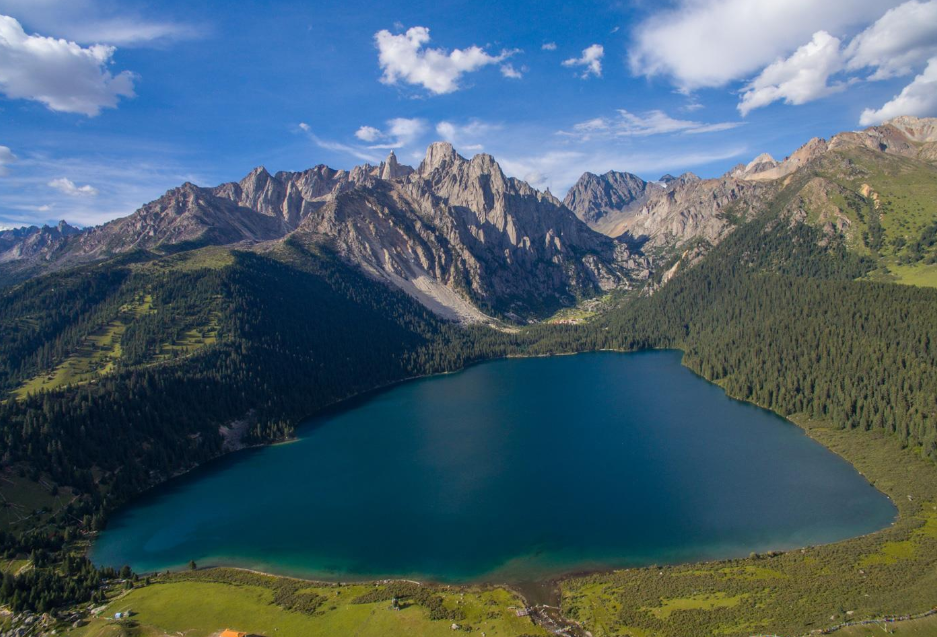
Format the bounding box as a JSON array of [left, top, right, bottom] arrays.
[[92, 350, 895, 583]]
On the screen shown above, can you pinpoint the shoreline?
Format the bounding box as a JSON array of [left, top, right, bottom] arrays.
[[87, 346, 935, 635]]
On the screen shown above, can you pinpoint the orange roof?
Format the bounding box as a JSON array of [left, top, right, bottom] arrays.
[[220, 631, 246, 637]]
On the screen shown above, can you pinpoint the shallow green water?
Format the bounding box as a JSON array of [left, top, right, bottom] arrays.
[[92, 351, 895, 583]]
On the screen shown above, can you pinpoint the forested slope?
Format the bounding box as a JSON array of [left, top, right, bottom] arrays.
[[1, 201, 936, 616]]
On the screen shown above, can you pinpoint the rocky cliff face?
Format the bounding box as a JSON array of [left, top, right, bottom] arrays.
[[6, 116, 935, 315], [0, 221, 80, 264], [575, 116, 937, 256], [292, 143, 647, 320], [605, 175, 774, 250], [563, 171, 662, 235], [0, 146, 645, 321]]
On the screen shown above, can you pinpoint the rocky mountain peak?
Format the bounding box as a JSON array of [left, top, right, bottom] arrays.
[[747, 153, 777, 170], [563, 170, 654, 230], [419, 142, 463, 175], [55, 220, 81, 236], [379, 150, 413, 180], [883, 115, 937, 143]]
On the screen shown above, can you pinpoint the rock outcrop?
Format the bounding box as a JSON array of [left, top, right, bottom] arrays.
[[573, 116, 937, 255], [563, 171, 662, 235], [0, 146, 645, 321], [293, 143, 646, 319]]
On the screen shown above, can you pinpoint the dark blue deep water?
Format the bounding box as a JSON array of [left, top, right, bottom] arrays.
[[92, 351, 895, 582]]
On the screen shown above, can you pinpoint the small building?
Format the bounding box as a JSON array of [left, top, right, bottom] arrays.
[[220, 630, 247, 637]]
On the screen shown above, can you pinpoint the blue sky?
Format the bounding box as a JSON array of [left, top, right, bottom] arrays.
[[1, 0, 936, 228]]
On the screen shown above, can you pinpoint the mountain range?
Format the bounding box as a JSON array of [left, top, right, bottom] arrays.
[[3, 115, 937, 321]]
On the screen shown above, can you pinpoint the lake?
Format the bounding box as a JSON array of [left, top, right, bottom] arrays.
[[92, 351, 895, 583]]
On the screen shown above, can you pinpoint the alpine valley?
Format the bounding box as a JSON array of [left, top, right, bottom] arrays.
[[2, 116, 937, 637]]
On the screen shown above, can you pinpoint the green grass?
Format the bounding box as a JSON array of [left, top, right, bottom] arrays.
[[133, 246, 235, 274], [804, 148, 937, 287], [645, 592, 747, 620], [152, 315, 220, 361], [0, 470, 72, 531], [68, 579, 546, 637], [878, 263, 937, 288], [13, 287, 222, 396], [14, 294, 153, 398]]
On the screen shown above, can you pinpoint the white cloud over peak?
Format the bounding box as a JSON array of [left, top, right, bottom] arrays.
[[0, 145, 15, 175], [628, 0, 902, 91], [0, 15, 135, 116], [355, 118, 427, 149], [48, 177, 97, 196], [562, 44, 603, 78], [297, 124, 381, 163], [860, 57, 937, 125], [374, 26, 514, 94], [435, 119, 499, 153], [738, 31, 845, 116], [561, 109, 743, 139], [845, 0, 937, 80], [354, 126, 383, 142]]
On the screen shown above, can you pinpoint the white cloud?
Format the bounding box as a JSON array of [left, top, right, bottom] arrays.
[[0, 15, 135, 116], [498, 146, 747, 193], [563, 44, 603, 78], [435, 119, 499, 153], [0, 0, 201, 46], [738, 31, 845, 116], [354, 118, 427, 149], [845, 0, 937, 80], [354, 125, 383, 142], [541, 42, 557, 51], [48, 177, 97, 196], [860, 57, 937, 125], [374, 26, 513, 94], [0, 142, 214, 227], [299, 126, 381, 163], [560, 109, 743, 139], [629, 0, 902, 91], [0, 145, 15, 175], [500, 63, 522, 79]]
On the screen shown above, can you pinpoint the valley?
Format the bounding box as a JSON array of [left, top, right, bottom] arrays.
[[0, 117, 936, 637]]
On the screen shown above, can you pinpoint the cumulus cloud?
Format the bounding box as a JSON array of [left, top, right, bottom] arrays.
[[0, 145, 15, 175], [845, 0, 937, 80], [860, 57, 937, 125], [738, 31, 845, 116], [354, 125, 383, 142], [48, 177, 97, 196], [500, 63, 522, 79], [0, 15, 135, 116], [374, 26, 513, 94], [560, 109, 743, 139], [541, 42, 557, 51], [628, 0, 902, 91], [562, 44, 603, 78], [355, 118, 427, 149]]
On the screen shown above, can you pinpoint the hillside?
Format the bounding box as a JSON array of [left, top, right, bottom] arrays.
[[572, 116, 937, 287], [0, 117, 936, 637]]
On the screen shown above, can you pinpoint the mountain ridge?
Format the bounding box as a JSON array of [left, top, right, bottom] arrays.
[[3, 115, 936, 316]]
